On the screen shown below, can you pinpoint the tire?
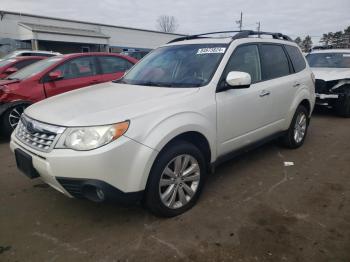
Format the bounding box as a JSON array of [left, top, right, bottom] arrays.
[[281, 105, 309, 149], [335, 92, 350, 118], [145, 141, 207, 217], [0, 105, 27, 138]]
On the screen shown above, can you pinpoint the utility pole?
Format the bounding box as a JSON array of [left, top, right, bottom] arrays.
[[236, 12, 243, 31], [256, 21, 261, 36]]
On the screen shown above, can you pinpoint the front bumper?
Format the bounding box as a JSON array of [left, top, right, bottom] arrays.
[[10, 133, 158, 203]]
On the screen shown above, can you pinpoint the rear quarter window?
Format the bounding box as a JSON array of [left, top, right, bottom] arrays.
[[285, 45, 306, 73]]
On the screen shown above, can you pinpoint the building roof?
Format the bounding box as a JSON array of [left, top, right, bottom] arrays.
[[1, 10, 184, 37], [19, 22, 109, 38]]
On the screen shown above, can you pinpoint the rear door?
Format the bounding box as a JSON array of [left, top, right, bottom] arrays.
[[44, 56, 101, 97], [97, 56, 134, 82], [259, 44, 296, 122]]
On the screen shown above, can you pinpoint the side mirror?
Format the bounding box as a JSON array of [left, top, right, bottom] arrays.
[[4, 67, 18, 75], [225, 71, 251, 88], [48, 70, 63, 81]]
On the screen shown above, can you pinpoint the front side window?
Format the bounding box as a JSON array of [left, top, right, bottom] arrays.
[[6, 57, 63, 80], [98, 56, 133, 74], [121, 44, 227, 87], [224, 44, 262, 83], [55, 56, 97, 80], [306, 53, 350, 68], [285, 45, 306, 73], [260, 44, 290, 80]]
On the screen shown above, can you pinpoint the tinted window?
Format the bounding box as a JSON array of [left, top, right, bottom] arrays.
[[306, 53, 350, 68], [56, 56, 97, 79], [285, 45, 306, 72], [224, 45, 261, 83], [14, 59, 40, 70], [36, 53, 55, 57], [122, 44, 227, 87], [98, 56, 133, 74], [260, 44, 290, 80]]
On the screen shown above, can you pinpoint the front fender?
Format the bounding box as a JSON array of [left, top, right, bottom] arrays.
[[127, 111, 216, 160], [125, 111, 216, 191]]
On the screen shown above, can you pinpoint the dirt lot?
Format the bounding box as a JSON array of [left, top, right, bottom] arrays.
[[0, 109, 349, 262]]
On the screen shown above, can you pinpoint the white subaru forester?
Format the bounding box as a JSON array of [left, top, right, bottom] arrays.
[[10, 31, 315, 217]]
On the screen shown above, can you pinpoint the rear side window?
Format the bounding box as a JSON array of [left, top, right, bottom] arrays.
[[98, 56, 133, 74], [224, 45, 261, 83], [56, 56, 97, 79], [260, 44, 290, 80], [14, 59, 40, 70], [285, 45, 306, 72]]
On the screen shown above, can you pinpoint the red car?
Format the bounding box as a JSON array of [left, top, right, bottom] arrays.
[[0, 56, 46, 79], [0, 52, 137, 137]]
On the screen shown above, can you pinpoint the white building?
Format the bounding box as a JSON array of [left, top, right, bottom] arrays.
[[0, 10, 184, 56]]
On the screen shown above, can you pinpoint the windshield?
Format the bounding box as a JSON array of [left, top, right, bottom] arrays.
[[121, 44, 228, 87], [7, 57, 63, 80], [0, 59, 16, 68], [306, 53, 350, 68]]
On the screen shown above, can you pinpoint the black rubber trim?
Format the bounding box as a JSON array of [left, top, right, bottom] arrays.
[[56, 177, 144, 204]]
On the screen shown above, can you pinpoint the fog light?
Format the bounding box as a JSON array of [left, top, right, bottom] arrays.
[[96, 188, 105, 201]]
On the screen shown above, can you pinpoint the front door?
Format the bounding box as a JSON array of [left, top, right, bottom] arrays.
[[216, 44, 273, 156], [44, 56, 101, 97]]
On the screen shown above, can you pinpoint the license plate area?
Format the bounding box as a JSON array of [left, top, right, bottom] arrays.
[[15, 149, 40, 179]]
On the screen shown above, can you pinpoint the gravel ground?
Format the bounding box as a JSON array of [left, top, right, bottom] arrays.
[[0, 108, 349, 262]]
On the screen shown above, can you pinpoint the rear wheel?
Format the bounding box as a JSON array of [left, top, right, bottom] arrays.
[[145, 141, 206, 217], [0, 105, 27, 137], [281, 105, 309, 149]]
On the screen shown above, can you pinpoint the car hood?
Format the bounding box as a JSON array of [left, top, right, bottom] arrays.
[[25, 82, 199, 126], [311, 67, 350, 81]]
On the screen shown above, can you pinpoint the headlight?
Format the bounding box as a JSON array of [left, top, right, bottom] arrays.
[[57, 121, 129, 151]]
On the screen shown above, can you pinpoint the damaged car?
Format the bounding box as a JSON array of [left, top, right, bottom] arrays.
[[306, 49, 350, 117]]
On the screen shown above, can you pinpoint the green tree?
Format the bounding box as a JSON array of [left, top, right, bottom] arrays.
[[294, 37, 302, 48], [301, 35, 313, 52]]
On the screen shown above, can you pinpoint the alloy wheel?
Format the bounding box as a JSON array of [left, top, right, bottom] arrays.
[[159, 154, 200, 209], [293, 112, 307, 143], [8, 105, 26, 129]]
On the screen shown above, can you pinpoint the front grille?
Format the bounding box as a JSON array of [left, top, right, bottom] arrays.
[[15, 115, 65, 153], [315, 79, 339, 94]]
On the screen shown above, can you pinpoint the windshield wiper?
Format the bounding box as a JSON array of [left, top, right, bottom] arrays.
[[134, 81, 174, 87], [6, 77, 19, 80]]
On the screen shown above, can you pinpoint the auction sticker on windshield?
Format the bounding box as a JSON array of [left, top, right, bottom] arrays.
[[197, 47, 226, 55]]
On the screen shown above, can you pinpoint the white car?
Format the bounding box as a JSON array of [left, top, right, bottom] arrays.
[[0, 50, 61, 60], [10, 31, 315, 217], [306, 49, 350, 117]]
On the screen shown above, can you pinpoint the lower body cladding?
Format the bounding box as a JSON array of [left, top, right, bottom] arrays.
[[10, 134, 158, 204]]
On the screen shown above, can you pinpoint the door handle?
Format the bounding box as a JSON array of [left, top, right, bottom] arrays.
[[259, 90, 270, 97], [293, 82, 301, 87]]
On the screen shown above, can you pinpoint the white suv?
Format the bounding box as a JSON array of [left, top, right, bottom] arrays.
[[10, 31, 315, 217]]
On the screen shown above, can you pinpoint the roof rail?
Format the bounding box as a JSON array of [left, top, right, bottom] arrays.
[[168, 30, 293, 43]]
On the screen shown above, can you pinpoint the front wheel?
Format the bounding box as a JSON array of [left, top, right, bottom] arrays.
[[281, 105, 309, 149], [145, 141, 207, 217], [0, 105, 27, 138]]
